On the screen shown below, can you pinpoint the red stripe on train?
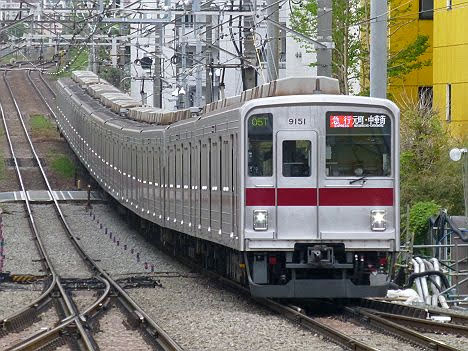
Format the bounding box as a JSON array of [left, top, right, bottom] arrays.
[[277, 188, 317, 206], [245, 188, 394, 206], [245, 188, 275, 206], [319, 188, 394, 206]]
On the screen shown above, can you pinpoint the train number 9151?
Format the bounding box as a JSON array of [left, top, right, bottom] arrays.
[[288, 118, 306, 126]]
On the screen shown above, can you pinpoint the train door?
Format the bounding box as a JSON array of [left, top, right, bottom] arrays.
[[210, 137, 221, 235], [191, 142, 200, 234], [221, 135, 233, 237], [183, 143, 191, 233], [276, 131, 318, 240], [200, 139, 210, 235], [175, 143, 183, 229]]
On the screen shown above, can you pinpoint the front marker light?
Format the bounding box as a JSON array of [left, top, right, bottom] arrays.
[[253, 210, 268, 231], [371, 210, 386, 231]]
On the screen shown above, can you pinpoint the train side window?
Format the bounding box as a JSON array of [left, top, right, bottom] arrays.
[[282, 140, 311, 177], [247, 113, 273, 177]]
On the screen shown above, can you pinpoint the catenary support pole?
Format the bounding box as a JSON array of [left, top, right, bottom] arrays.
[[193, 0, 203, 107], [316, 0, 333, 77], [265, 0, 279, 81], [370, 0, 387, 98], [243, 0, 257, 89], [153, 24, 162, 108], [205, 14, 213, 104]]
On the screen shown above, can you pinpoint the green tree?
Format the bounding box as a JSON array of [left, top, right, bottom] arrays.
[[289, 0, 430, 95], [408, 201, 440, 244], [399, 100, 464, 216]]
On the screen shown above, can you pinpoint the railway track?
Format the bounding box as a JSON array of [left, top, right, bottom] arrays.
[[344, 306, 461, 351], [0, 69, 181, 350], [361, 298, 468, 326], [6, 68, 465, 351], [171, 257, 382, 350], [177, 255, 468, 351]]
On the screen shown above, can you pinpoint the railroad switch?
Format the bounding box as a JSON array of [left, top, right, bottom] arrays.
[[59, 276, 162, 290], [116, 276, 163, 289]]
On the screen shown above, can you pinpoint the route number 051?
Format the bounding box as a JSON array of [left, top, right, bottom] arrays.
[[288, 118, 306, 126]]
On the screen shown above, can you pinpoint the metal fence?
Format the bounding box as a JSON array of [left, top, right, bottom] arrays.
[[402, 213, 468, 307]]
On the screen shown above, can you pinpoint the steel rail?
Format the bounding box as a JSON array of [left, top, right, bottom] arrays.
[[1, 69, 97, 350], [38, 70, 57, 99], [256, 299, 379, 351], [363, 309, 468, 337], [27, 69, 183, 351], [345, 307, 459, 351], [185, 265, 378, 351], [0, 79, 58, 335], [361, 298, 468, 326], [7, 277, 112, 351]]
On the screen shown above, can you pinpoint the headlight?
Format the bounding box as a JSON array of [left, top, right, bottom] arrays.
[[371, 210, 386, 231], [253, 210, 268, 231]]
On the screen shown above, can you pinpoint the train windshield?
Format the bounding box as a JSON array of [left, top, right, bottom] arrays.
[[248, 113, 273, 177], [326, 112, 392, 177]]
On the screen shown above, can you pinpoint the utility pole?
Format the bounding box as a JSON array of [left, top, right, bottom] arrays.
[[242, 0, 257, 90], [153, 24, 162, 108], [370, 0, 387, 98], [316, 0, 333, 77], [205, 14, 213, 104], [180, 15, 189, 108], [265, 0, 279, 81], [193, 0, 203, 107], [111, 36, 117, 68]]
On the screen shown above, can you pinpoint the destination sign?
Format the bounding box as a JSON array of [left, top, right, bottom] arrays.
[[329, 114, 388, 128]]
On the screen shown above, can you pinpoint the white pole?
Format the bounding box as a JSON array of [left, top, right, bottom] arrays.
[[370, 0, 387, 98]]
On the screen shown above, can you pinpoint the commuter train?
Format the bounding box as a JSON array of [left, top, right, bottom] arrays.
[[56, 72, 399, 298]]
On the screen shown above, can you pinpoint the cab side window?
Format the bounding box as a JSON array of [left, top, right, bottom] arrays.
[[247, 114, 273, 177]]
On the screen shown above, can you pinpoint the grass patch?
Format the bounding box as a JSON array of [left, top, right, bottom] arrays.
[[30, 114, 56, 139], [49, 153, 75, 179]]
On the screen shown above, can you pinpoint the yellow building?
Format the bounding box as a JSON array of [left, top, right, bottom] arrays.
[[388, 0, 433, 105], [432, 0, 468, 137], [388, 0, 467, 136]]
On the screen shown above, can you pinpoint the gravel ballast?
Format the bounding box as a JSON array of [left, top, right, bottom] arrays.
[[93, 303, 153, 351], [61, 203, 341, 350], [32, 204, 91, 278], [1, 203, 42, 275], [0, 305, 59, 350], [422, 332, 468, 350], [0, 284, 43, 319], [315, 317, 419, 351]]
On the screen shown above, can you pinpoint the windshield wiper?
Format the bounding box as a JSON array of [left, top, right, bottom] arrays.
[[349, 176, 367, 184]]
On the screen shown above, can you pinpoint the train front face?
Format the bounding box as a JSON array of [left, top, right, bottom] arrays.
[[242, 96, 400, 298]]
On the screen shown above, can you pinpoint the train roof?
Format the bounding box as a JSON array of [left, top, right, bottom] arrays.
[[201, 76, 340, 116], [66, 71, 344, 127], [239, 93, 400, 120], [63, 72, 398, 132]]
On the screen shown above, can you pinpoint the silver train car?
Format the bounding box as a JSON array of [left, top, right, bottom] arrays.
[[56, 74, 400, 298]]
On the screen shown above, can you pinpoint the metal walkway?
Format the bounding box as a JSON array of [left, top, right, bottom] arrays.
[[0, 190, 104, 203]]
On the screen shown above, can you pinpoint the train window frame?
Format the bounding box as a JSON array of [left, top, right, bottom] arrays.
[[282, 140, 312, 177], [247, 113, 274, 177], [325, 112, 392, 178]]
